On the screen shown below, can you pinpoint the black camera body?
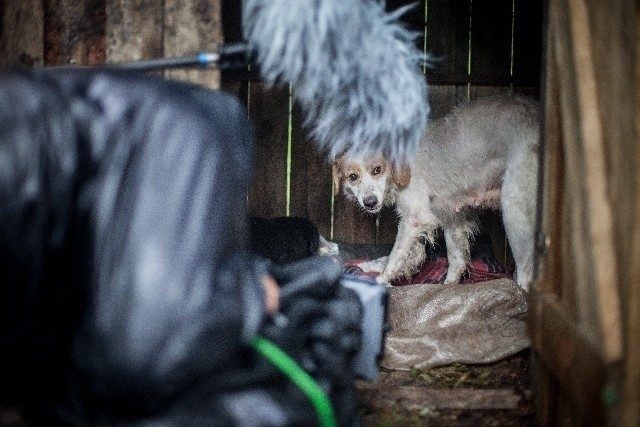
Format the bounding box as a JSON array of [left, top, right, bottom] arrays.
[[340, 274, 388, 381]]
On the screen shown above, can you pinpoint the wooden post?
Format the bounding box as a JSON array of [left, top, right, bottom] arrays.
[[621, 1, 640, 424], [531, 0, 637, 424]]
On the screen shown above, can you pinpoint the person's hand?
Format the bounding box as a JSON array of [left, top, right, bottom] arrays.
[[261, 274, 280, 315]]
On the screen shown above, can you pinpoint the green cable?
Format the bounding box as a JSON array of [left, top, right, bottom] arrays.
[[250, 335, 338, 427]]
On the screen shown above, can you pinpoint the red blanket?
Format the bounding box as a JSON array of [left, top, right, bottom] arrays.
[[343, 235, 513, 285]]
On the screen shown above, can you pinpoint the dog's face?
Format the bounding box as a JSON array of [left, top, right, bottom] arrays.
[[332, 155, 410, 213]]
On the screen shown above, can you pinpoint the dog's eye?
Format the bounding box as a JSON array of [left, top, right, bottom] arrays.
[[372, 166, 382, 175], [348, 173, 358, 181]]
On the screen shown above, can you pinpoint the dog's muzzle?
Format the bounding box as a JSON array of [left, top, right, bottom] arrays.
[[363, 196, 380, 212]]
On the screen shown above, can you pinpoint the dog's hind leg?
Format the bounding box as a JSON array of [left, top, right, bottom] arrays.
[[377, 216, 436, 285], [502, 203, 535, 291], [443, 220, 476, 284], [501, 140, 539, 291]]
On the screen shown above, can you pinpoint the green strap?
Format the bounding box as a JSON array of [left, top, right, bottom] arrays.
[[250, 335, 338, 427]]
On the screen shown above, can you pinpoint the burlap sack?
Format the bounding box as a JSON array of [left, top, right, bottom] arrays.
[[381, 279, 529, 370]]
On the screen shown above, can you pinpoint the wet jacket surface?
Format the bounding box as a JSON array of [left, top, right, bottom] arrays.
[[0, 68, 266, 423]]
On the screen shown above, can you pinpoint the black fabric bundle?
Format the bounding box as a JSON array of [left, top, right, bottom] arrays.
[[250, 216, 320, 265]]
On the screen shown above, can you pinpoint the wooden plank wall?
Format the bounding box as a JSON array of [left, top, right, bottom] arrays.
[[222, 0, 543, 248], [0, 0, 45, 67], [0, 0, 222, 88], [1, 0, 542, 248]]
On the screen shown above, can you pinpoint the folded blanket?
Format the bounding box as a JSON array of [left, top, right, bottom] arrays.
[[342, 235, 512, 285]]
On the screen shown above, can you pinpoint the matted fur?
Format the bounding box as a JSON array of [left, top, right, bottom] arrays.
[[242, 0, 429, 163], [334, 96, 540, 290]]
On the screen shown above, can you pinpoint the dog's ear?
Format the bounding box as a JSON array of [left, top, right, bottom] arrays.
[[393, 164, 411, 187], [332, 161, 342, 195]]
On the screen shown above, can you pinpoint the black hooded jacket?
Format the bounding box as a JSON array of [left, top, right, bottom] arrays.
[[0, 68, 267, 423]]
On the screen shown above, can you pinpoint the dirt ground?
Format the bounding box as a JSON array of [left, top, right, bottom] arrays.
[[356, 349, 536, 426], [1, 350, 535, 426]]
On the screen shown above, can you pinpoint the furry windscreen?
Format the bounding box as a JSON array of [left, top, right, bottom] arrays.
[[243, 0, 429, 164]]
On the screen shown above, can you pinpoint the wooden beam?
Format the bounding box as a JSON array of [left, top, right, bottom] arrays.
[[566, 0, 622, 364], [621, 2, 640, 424], [356, 386, 522, 411]]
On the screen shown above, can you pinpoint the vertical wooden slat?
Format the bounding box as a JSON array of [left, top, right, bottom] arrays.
[[332, 197, 378, 244], [219, 0, 245, 98], [552, 10, 597, 334], [44, 0, 105, 66], [289, 107, 333, 239], [468, 0, 513, 99], [106, 0, 162, 64], [622, 9, 640, 420], [549, 0, 623, 359], [466, 0, 519, 274], [0, 1, 44, 67], [220, 0, 246, 97], [247, 84, 290, 219], [536, 24, 567, 301], [583, 0, 636, 325], [621, 3, 640, 424], [221, 0, 243, 43], [531, 7, 564, 426], [454, 0, 472, 104], [376, 208, 399, 245], [544, 5, 579, 315], [566, 0, 622, 363], [426, 0, 459, 117], [374, 0, 426, 245], [512, 0, 543, 97], [163, 0, 222, 89]]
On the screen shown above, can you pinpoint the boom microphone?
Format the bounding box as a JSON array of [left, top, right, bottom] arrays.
[[113, 43, 252, 72], [242, 0, 430, 163]]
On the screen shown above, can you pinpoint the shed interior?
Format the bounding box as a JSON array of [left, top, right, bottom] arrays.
[[2, 0, 640, 425], [221, 0, 542, 256], [219, 3, 545, 423]]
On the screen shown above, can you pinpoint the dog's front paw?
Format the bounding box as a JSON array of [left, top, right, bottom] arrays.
[[376, 275, 392, 287], [443, 271, 462, 285]]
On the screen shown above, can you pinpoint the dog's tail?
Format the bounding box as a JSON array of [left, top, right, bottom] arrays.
[[243, 0, 430, 164]]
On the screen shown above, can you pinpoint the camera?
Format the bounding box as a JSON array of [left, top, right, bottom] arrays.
[[264, 257, 388, 382], [340, 274, 388, 381]]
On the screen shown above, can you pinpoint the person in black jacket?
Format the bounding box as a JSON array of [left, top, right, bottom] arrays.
[[0, 68, 361, 426]]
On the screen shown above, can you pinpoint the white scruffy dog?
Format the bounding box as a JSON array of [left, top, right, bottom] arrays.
[[333, 96, 540, 290]]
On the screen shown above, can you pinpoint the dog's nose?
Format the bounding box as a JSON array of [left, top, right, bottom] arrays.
[[363, 196, 378, 209]]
